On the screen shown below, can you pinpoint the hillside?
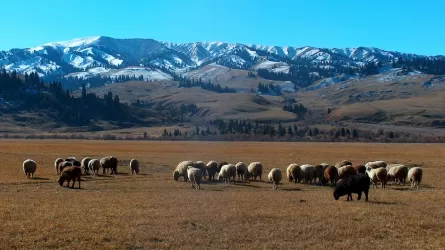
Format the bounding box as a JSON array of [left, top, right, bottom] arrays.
[[0, 70, 184, 133], [78, 69, 445, 133], [0, 36, 444, 140]]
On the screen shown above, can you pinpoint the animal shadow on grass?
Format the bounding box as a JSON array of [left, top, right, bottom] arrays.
[[93, 174, 115, 179], [31, 177, 50, 180], [137, 173, 150, 176], [281, 187, 302, 192], [368, 200, 398, 205], [392, 187, 412, 191], [234, 182, 261, 188]]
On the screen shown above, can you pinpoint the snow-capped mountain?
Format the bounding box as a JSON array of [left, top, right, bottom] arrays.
[[0, 36, 443, 81]]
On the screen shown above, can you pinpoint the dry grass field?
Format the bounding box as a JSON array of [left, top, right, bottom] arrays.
[[0, 140, 444, 249]]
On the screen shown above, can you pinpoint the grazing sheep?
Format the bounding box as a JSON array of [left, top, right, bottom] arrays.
[[217, 161, 228, 173], [365, 161, 387, 169], [324, 165, 338, 187], [100, 156, 118, 175], [387, 164, 408, 185], [366, 167, 388, 188], [58, 161, 72, 173], [333, 173, 370, 201], [337, 165, 357, 179], [206, 161, 218, 181], [218, 164, 237, 184], [23, 159, 37, 179], [187, 167, 203, 190], [88, 159, 101, 176], [313, 164, 325, 185], [58, 166, 82, 189], [268, 168, 282, 190], [335, 160, 352, 169], [193, 161, 207, 179], [81, 157, 91, 174], [69, 158, 81, 168], [353, 164, 366, 174], [173, 161, 194, 181], [286, 164, 301, 183], [130, 159, 140, 175], [235, 162, 247, 181], [408, 167, 423, 188], [54, 158, 63, 175], [299, 164, 315, 184], [245, 162, 263, 181]]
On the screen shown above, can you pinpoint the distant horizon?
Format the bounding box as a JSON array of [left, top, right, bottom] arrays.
[[3, 34, 443, 57], [1, 0, 444, 56]]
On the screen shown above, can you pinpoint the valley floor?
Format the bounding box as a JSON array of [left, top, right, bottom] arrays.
[[0, 140, 444, 249]]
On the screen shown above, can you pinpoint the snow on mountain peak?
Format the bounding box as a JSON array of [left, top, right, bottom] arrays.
[[2, 36, 444, 83], [44, 36, 102, 48]]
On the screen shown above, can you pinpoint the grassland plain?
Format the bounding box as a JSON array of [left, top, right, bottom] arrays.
[[0, 140, 444, 249]]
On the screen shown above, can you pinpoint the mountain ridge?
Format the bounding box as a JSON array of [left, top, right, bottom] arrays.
[[2, 36, 444, 83]]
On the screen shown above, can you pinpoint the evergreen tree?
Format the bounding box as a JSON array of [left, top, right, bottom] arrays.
[[287, 125, 294, 136], [340, 127, 346, 137], [352, 128, 358, 138]]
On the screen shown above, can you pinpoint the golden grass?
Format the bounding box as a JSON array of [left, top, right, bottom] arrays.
[[0, 140, 444, 249]]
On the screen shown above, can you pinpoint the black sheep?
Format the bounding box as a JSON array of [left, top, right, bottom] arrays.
[[217, 161, 228, 173], [58, 166, 82, 189], [333, 173, 370, 201]]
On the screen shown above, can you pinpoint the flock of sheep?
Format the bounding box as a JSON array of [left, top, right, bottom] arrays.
[[21, 157, 423, 201], [172, 159, 424, 201], [22, 156, 140, 188]]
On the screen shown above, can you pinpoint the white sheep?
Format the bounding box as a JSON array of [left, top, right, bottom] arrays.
[[187, 167, 203, 190], [206, 160, 218, 180], [366, 167, 388, 188], [130, 159, 140, 174], [235, 162, 247, 181], [387, 164, 408, 185], [286, 164, 301, 183], [194, 161, 207, 179], [408, 167, 423, 188], [88, 159, 101, 176], [173, 161, 194, 181], [337, 165, 357, 179], [365, 160, 387, 169], [23, 159, 37, 179], [268, 168, 282, 190], [81, 157, 91, 174], [299, 164, 315, 184], [54, 158, 63, 175], [218, 164, 237, 184], [246, 162, 263, 181], [335, 160, 352, 169]]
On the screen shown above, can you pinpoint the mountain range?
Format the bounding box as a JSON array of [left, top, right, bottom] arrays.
[[1, 36, 443, 83]]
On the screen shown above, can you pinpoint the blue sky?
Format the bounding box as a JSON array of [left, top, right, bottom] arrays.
[[1, 0, 443, 55]]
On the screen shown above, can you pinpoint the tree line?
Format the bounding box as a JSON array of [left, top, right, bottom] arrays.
[[0, 69, 172, 126], [177, 77, 236, 93], [393, 57, 445, 75]]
